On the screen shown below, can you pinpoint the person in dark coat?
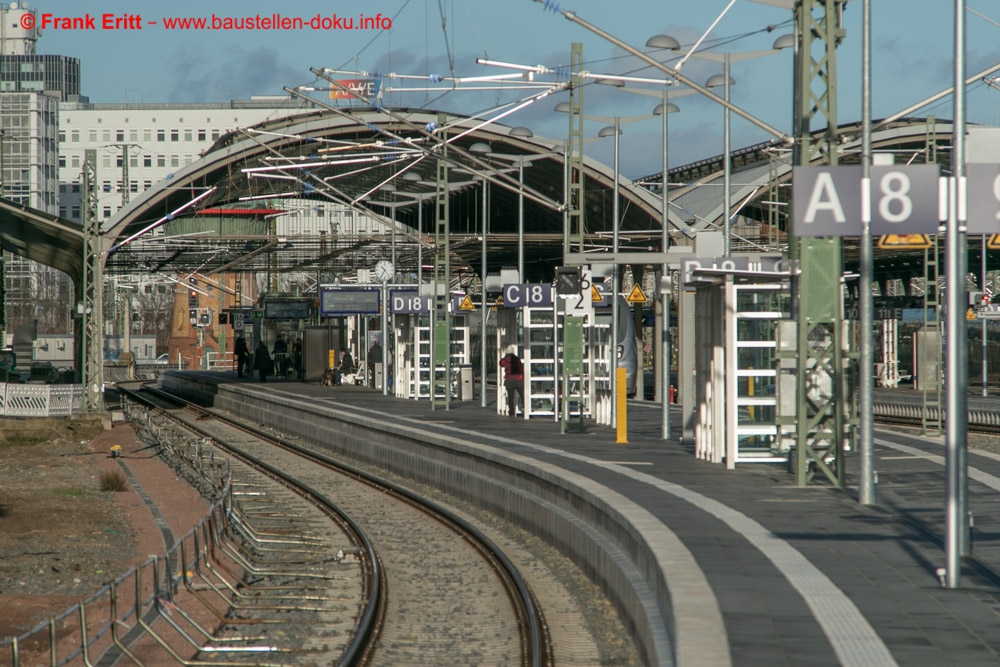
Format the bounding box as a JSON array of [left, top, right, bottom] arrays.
[[292, 338, 304, 381], [234, 336, 249, 378], [253, 341, 273, 382], [499, 351, 524, 418]]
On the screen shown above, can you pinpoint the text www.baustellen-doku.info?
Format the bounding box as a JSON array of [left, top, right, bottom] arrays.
[[20, 12, 392, 31]]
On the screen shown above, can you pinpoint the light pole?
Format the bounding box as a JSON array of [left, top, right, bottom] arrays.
[[654, 96, 679, 438], [698, 45, 789, 255], [509, 126, 534, 282], [470, 141, 492, 408], [599, 120, 622, 428]]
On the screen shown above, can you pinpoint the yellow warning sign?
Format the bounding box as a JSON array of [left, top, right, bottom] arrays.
[[876, 234, 933, 250], [492, 295, 504, 311], [968, 308, 978, 321], [625, 284, 648, 304], [988, 234, 1000, 250], [459, 295, 476, 311], [591, 284, 604, 303]]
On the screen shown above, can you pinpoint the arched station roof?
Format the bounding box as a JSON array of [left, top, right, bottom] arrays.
[[100, 108, 672, 282]]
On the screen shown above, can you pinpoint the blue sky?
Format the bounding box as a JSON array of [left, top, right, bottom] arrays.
[[27, 0, 1000, 178]]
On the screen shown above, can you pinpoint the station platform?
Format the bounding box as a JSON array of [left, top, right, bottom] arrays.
[[158, 371, 1000, 667]]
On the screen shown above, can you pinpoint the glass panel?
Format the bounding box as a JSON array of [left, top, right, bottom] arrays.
[[736, 319, 778, 341], [737, 434, 778, 454], [737, 376, 775, 398], [738, 405, 775, 425], [736, 290, 789, 313], [530, 310, 554, 325], [531, 380, 555, 394], [529, 327, 552, 342], [737, 347, 775, 369], [530, 397, 554, 413], [530, 343, 554, 359]]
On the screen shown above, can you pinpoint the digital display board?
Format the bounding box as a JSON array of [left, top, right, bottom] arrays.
[[264, 300, 309, 320], [320, 288, 381, 316]]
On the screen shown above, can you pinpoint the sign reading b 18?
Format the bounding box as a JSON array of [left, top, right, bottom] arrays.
[[792, 165, 941, 236]]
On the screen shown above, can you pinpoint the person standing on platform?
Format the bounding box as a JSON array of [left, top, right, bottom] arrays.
[[499, 350, 524, 418], [234, 335, 249, 378], [292, 337, 304, 381], [253, 341, 273, 383], [368, 340, 383, 388]]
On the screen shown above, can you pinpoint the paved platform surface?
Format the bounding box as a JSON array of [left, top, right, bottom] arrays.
[[177, 373, 1000, 666]]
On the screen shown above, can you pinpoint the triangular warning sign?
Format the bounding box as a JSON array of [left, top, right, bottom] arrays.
[[459, 295, 476, 311], [988, 234, 1000, 251], [967, 308, 978, 321], [625, 284, 648, 304], [877, 234, 932, 250], [492, 295, 504, 311], [591, 284, 603, 303]]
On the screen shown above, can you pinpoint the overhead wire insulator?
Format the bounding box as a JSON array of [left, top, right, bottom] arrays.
[[428, 73, 443, 83]]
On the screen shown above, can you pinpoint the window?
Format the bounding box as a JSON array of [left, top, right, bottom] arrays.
[[71, 206, 80, 218], [143, 129, 151, 142], [71, 130, 79, 142], [184, 129, 192, 142], [184, 154, 193, 165], [58, 155, 65, 167], [89, 129, 97, 142], [116, 130, 124, 141], [143, 180, 151, 189], [102, 129, 111, 142], [130, 180, 138, 193], [129, 130, 137, 142], [170, 130, 179, 142], [157, 155, 165, 167], [130, 155, 137, 168], [157, 129, 165, 142], [58, 130, 65, 143], [58, 206, 66, 217], [70, 154, 79, 168], [102, 180, 111, 192], [116, 180, 122, 192], [116, 155, 123, 168], [103, 206, 111, 218], [102, 154, 111, 168], [198, 129, 206, 141], [170, 155, 179, 167], [143, 155, 151, 168], [211, 130, 220, 141]]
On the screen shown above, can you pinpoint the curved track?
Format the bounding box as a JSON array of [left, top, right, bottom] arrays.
[[124, 384, 550, 666]]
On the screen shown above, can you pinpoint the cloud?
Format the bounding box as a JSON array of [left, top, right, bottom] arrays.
[[166, 46, 302, 102]]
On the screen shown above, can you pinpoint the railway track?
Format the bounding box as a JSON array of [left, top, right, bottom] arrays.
[[122, 384, 551, 666]]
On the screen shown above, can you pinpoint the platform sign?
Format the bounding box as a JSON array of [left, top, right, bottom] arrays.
[[870, 165, 941, 234], [966, 163, 1000, 234], [390, 290, 431, 314], [792, 166, 863, 237], [264, 299, 309, 320], [320, 288, 380, 316], [562, 269, 593, 318], [793, 165, 941, 236], [231, 312, 245, 329], [502, 283, 553, 308]]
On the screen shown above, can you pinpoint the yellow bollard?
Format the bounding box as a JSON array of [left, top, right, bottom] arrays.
[[328, 349, 335, 370], [616, 366, 628, 444]]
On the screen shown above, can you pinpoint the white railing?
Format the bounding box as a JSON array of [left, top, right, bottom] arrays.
[[0, 383, 83, 417]]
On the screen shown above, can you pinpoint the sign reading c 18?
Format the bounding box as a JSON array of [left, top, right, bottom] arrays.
[[793, 164, 1000, 236]]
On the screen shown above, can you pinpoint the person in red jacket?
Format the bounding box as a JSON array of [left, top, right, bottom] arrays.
[[499, 351, 524, 418]]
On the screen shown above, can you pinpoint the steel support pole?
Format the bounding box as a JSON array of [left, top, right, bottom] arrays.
[[661, 88, 671, 440], [946, 0, 969, 588], [481, 179, 488, 408], [611, 117, 620, 429], [859, 0, 876, 505], [723, 53, 732, 256], [518, 157, 525, 282], [982, 235, 988, 397]]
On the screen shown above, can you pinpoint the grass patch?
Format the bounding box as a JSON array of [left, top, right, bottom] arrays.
[[51, 488, 92, 498], [99, 470, 129, 493], [0, 436, 47, 448]]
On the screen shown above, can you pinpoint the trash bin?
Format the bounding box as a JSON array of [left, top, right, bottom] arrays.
[[458, 365, 474, 401]]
